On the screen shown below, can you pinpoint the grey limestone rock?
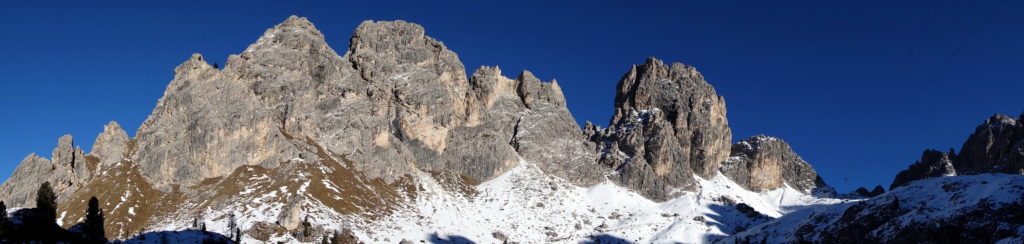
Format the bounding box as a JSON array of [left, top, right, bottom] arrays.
[[4, 16, 837, 209], [592, 57, 731, 200], [91, 121, 130, 167], [0, 135, 91, 208], [126, 16, 602, 190], [720, 135, 830, 194]]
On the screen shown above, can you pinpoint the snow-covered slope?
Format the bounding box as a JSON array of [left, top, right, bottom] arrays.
[[348, 161, 839, 243], [724, 174, 1024, 244], [123, 160, 841, 244]]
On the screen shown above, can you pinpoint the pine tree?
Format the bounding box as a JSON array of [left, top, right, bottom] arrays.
[[0, 201, 8, 238], [330, 230, 339, 244], [36, 182, 57, 220], [301, 216, 311, 237], [84, 196, 106, 243]]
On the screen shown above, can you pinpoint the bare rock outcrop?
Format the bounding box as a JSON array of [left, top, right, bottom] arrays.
[[720, 135, 830, 194], [125, 16, 601, 191], [954, 114, 1024, 175], [0, 135, 91, 208], [4, 16, 836, 210], [890, 149, 956, 189], [891, 113, 1024, 189], [91, 121, 130, 167], [590, 57, 732, 200]]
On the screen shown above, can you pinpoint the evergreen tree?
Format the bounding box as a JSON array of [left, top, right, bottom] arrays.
[[301, 216, 311, 237], [0, 201, 8, 238], [36, 181, 57, 220], [84, 196, 106, 243]]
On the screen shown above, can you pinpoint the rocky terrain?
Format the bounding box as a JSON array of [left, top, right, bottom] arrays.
[[725, 174, 1024, 243], [0, 16, 1019, 243], [892, 113, 1024, 189]]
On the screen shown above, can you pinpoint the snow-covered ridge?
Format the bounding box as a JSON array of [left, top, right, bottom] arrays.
[[725, 174, 1024, 243]]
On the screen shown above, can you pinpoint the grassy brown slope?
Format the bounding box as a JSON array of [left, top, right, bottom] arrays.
[[58, 160, 185, 239]]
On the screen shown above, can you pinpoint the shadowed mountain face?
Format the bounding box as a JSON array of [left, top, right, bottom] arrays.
[[0, 16, 836, 242], [892, 113, 1024, 189]]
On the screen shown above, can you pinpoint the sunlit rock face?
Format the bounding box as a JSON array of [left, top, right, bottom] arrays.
[[587, 57, 732, 201]]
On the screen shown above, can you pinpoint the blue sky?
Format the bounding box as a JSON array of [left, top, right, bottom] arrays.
[[0, 0, 1021, 193]]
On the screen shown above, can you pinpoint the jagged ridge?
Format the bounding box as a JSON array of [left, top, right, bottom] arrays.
[[0, 15, 836, 243]]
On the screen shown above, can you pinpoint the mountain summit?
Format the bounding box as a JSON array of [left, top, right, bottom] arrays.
[[7, 16, 1014, 243]]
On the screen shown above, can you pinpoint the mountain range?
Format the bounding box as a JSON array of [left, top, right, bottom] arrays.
[[0, 16, 1021, 243]]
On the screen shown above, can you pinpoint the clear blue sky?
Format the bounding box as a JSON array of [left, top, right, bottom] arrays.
[[1, 0, 1021, 193]]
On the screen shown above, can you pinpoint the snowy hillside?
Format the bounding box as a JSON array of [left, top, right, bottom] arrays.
[[369, 162, 844, 243], [724, 174, 1024, 243], [150, 159, 842, 243]]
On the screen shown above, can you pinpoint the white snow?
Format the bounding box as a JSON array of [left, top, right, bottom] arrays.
[[124, 158, 848, 243], [350, 161, 842, 243], [724, 173, 1024, 243], [322, 179, 341, 193], [56, 211, 66, 226]]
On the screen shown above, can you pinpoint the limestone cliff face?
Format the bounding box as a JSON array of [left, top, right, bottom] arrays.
[[128, 16, 599, 190], [588, 57, 732, 200], [3, 16, 829, 208], [0, 135, 92, 208], [891, 113, 1024, 189], [91, 121, 130, 168], [720, 135, 830, 194]]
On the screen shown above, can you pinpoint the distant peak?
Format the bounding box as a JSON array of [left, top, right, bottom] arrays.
[[984, 113, 1017, 126], [104, 121, 122, 131], [643, 56, 664, 66], [240, 15, 329, 57], [515, 70, 539, 83], [173, 53, 213, 76], [355, 19, 423, 34], [351, 20, 427, 51], [282, 15, 314, 27]]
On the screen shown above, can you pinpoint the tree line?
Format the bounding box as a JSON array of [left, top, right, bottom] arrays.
[[0, 181, 106, 243]]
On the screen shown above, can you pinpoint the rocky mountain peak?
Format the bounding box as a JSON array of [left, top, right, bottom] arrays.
[[591, 57, 731, 200], [241, 15, 328, 56], [91, 121, 130, 167], [721, 135, 830, 194], [892, 113, 1024, 189], [891, 148, 957, 189], [173, 53, 214, 76], [52, 135, 90, 179], [515, 70, 567, 108], [0, 134, 93, 208]]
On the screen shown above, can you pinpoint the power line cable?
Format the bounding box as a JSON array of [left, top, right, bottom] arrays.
[[863, 0, 947, 147], [876, 0, 1007, 150]]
